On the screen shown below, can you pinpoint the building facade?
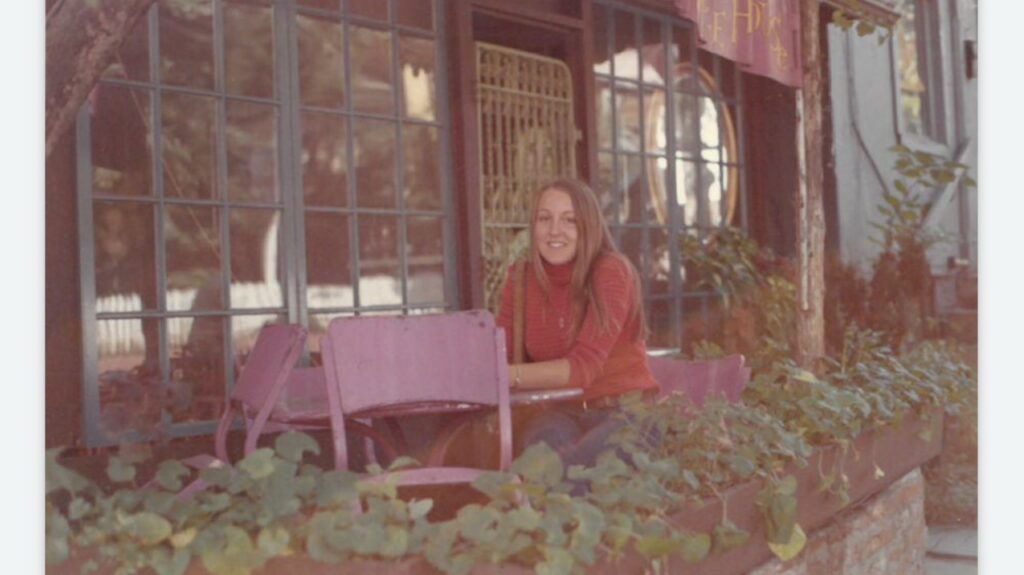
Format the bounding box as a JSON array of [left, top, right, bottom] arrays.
[[45, 0, 976, 448]]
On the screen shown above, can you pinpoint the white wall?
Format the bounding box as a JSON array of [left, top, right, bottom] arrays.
[[826, 2, 978, 276]]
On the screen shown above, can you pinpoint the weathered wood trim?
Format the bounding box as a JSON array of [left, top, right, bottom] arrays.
[[795, 0, 827, 368]]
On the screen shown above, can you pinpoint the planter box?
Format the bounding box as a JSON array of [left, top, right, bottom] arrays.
[[51, 409, 943, 575]]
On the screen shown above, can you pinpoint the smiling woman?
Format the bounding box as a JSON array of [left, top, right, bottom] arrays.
[[495, 178, 659, 472]]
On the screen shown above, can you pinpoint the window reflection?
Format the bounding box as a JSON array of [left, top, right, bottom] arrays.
[[162, 93, 218, 200], [225, 3, 275, 99], [896, 0, 927, 138], [164, 205, 222, 311], [160, 0, 214, 90], [358, 215, 402, 306], [229, 208, 284, 309], [400, 35, 437, 121], [350, 26, 394, 115]]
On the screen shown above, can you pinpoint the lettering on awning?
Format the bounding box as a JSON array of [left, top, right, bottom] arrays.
[[674, 0, 803, 88]]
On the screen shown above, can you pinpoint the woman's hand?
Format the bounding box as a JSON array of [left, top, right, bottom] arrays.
[[509, 359, 573, 390]]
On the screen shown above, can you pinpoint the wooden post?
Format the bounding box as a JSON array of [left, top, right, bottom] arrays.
[[45, 0, 156, 160], [795, 0, 827, 368]]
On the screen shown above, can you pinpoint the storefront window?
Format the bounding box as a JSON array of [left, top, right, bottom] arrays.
[[79, 0, 452, 447], [593, 2, 745, 350]]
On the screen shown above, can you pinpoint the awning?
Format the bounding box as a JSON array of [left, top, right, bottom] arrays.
[[674, 0, 803, 88]]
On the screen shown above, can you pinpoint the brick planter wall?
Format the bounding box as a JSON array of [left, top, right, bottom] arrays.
[[750, 469, 927, 575]]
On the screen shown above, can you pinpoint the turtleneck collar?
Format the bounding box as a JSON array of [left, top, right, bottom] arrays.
[[541, 258, 574, 287]]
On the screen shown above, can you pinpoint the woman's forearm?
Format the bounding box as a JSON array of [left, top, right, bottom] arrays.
[[509, 359, 573, 390]]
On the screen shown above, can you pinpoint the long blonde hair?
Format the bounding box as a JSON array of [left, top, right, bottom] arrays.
[[526, 178, 645, 341]]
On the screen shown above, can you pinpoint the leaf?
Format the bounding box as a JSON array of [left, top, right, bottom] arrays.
[[408, 498, 434, 520], [856, 21, 875, 37], [123, 512, 173, 545], [238, 448, 276, 480], [69, 497, 92, 521], [386, 455, 421, 471], [46, 448, 93, 495], [635, 535, 681, 559], [199, 525, 264, 575], [107, 456, 137, 483], [713, 521, 750, 554], [170, 527, 198, 549], [317, 470, 359, 506], [157, 460, 190, 492], [199, 465, 232, 487], [679, 532, 712, 563], [537, 546, 574, 575], [874, 464, 886, 480], [767, 523, 807, 561], [511, 443, 564, 488], [274, 431, 321, 463], [257, 526, 291, 557]]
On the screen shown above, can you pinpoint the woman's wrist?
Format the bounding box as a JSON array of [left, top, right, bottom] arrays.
[[513, 365, 522, 389]]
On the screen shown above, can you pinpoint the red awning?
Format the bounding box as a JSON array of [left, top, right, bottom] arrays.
[[674, 0, 803, 88]]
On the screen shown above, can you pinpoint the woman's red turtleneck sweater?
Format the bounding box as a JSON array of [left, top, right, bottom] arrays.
[[496, 253, 658, 401]]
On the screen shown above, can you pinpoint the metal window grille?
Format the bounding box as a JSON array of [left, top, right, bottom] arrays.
[[476, 42, 579, 312]]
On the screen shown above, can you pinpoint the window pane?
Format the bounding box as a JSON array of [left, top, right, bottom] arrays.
[[649, 156, 670, 226], [297, 15, 345, 108], [615, 86, 641, 152], [699, 96, 722, 162], [407, 216, 445, 305], [673, 92, 700, 159], [165, 205, 222, 311], [353, 118, 397, 208], [402, 124, 441, 210], [227, 101, 279, 203], [400, 35, 436, 121], [350, 0, 388, 21], [647, 298, 675, 348], [161, 93, 218, 200], [672, 25, 695, 81], [101, 8, 149, 81], [650, 227, 671, 294], [350, 26, 394, 115], [896, 0, 926, 137], [612, 10, 639, 80], [397, 0, 433, 30], [170, 315, 225, 422], [229, 208, 284, 309], [644, 87, 667, 154], [595, 78, 612, 150], [618, 227, 646, 293], [305, 212, 353, 309], [302, 111, 348, 207], [618, 154, 645, 224], [97, 318, 164, 440], [706, 162, 725, 226], [358, 215, 401, 306], [91, 85, 153, 198], [94, 202, 159, 310], [309, 312, 354, 358], [641, 18, 665, 85], [596, 152, 616, 222], [231, 314, 286, 366], [159, 0, 214, 89], [676, 159, 699, 227], [225, 3, 275, 99]]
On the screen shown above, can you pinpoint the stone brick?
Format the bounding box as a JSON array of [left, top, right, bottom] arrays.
[[749, 469, 926, 575]]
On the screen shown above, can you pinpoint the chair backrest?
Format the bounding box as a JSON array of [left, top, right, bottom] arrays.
[[320, 310, 512, 471], [649, 354, 749, 406], [231, 324, 307, 411]]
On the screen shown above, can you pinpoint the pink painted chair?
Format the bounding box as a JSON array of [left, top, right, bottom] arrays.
[[320, 310, 514, 486], [649, 354, 751, 407]]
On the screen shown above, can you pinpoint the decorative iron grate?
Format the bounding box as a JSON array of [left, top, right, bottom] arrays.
[[476, 42, 579, 311]]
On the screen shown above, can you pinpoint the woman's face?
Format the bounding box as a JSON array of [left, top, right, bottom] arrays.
[[534, 188, 579, 265]]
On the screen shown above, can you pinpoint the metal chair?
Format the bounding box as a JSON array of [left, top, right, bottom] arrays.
[[320, 310, 514, 486]]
